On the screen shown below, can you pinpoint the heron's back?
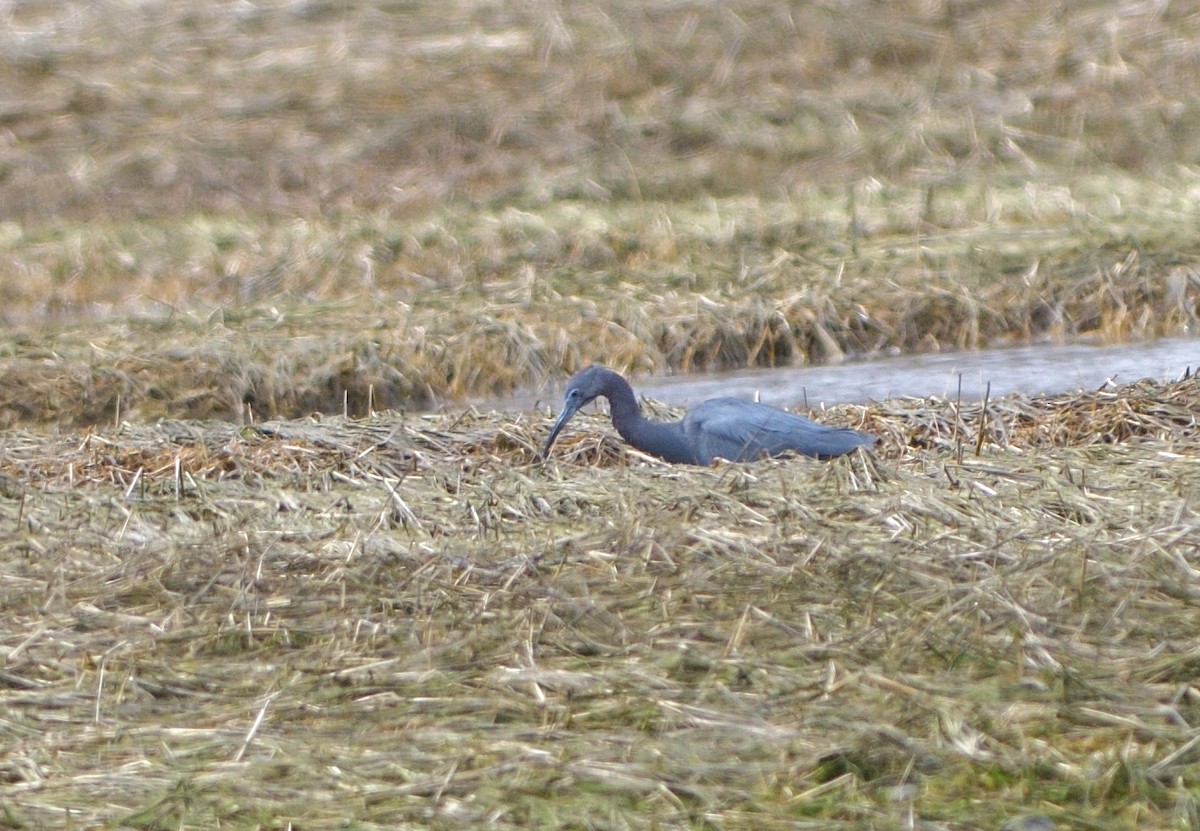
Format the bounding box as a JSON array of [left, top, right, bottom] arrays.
[[683, 397, 875, 463]]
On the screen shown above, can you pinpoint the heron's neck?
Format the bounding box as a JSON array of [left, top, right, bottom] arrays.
[[601, 372, 643, 430], [603, 374, 699, 464]]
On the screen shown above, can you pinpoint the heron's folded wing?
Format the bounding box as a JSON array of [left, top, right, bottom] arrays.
[[685, 397, 875, 461]]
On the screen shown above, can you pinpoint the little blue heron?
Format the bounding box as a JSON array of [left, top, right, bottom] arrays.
[[541, 365, 877, 465]]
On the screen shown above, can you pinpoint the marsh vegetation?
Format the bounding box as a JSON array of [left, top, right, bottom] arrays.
[[1, 1, 1199, 827]]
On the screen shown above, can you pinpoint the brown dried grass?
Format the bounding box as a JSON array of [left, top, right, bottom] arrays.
[[4, 0, 1199, 222], [2, 3, 1200, 825], [2, 208, 1199, 430], [2, 0, 1200, 427], [1, 379, 1199, 828]]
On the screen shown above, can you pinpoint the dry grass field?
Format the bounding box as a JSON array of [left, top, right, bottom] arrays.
[[2, 383, 1200, 830], [2, 0, 1200, 828], [2, 0, 1200, 420]]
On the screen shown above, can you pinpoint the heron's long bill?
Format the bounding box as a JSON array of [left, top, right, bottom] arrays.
[[541, 400, 582, 460]]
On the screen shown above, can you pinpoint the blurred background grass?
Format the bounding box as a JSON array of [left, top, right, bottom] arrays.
[[6, 0, 1200, 222], [1, 0, 1199, 422]]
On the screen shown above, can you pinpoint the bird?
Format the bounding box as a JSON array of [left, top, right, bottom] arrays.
[[541, 365, 877, 465]]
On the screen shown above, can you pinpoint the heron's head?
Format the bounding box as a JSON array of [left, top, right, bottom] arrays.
[[540, 366, 610, 460]]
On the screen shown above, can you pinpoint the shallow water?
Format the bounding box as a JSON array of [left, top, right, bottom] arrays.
[[474, 337, 1200, 413]]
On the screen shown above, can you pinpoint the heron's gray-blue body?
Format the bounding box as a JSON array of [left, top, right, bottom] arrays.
[[542, 366, 876, 464]]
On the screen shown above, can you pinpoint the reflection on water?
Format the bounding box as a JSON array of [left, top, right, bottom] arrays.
[[475, 337, 1200, 413]]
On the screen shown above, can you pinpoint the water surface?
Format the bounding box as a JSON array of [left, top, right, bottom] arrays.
[[475, 337, 1199, 413]]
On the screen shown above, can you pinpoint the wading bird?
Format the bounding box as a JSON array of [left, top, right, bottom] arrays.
[[541, 365, 876, 465]]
